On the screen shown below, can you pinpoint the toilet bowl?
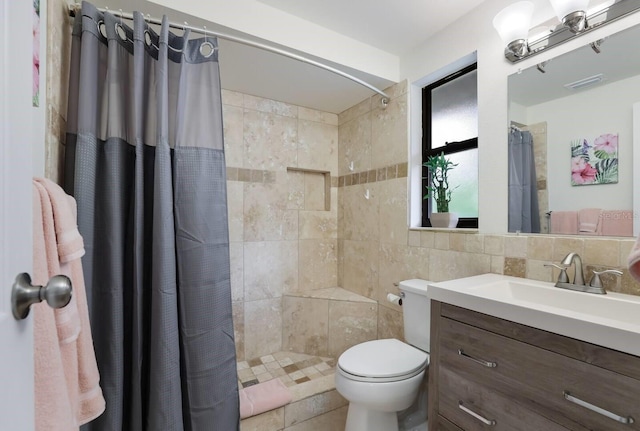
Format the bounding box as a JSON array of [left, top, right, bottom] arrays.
[[335, 279, 432, 431], [335, 338, 429, 431]]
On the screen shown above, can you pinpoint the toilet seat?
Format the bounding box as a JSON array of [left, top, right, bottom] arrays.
[[337, 339, 429, 383]]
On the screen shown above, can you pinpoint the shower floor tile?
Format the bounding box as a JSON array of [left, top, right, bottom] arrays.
[[238, 351, 335, 388]]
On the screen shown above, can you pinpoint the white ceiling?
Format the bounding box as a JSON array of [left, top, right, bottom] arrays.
[[256, 0, 487, 56], [97, 0, 487, 113]]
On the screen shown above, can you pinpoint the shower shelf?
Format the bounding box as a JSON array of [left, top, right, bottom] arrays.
[[286, 167, 331, 211]]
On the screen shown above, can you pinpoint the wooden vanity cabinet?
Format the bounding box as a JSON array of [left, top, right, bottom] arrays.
[[428, 301, 640, 431]]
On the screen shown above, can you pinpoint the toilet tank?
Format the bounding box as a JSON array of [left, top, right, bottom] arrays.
[[398, 279, 432, 352]]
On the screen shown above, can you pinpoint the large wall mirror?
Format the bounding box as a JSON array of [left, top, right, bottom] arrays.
[[508, 23, 640, 237]]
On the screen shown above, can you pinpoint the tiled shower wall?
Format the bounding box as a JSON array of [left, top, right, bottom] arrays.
[[45, 8, 640, 366], [222, 91, 340, 361]]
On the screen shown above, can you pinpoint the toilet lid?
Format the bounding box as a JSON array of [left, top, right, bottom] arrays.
[[338, 339, 428, 379]]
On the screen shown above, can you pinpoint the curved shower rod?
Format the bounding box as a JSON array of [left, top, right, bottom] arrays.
[[68, 4, 391, 107]]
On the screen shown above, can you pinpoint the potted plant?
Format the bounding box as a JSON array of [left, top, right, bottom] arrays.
[[423, 152, 459, 228]]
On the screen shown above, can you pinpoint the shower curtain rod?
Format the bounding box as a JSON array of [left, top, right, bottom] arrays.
[[68, 4, 391, 106]]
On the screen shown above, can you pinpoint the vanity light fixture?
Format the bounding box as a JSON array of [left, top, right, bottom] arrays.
[[494, 0, 640, 63]]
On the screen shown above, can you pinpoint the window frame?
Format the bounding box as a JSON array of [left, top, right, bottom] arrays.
[[421, 62, 479, 228]]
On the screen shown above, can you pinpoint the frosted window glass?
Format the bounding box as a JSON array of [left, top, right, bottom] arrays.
[[430, 149, 478, 218], [431, 70, 478, 149]]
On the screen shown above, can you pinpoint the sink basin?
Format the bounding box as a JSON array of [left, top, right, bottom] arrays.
[[427, 273, 640, 356]]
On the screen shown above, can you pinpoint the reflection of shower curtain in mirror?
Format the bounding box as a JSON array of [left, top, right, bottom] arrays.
[[508, 129, 541, 233]]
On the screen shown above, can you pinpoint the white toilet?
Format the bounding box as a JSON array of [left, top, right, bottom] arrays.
[[335, 279, 431, 431]]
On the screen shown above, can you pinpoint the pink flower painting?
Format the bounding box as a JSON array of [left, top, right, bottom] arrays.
[[33, 0, 40, 107], [570, 134, 618, 186]]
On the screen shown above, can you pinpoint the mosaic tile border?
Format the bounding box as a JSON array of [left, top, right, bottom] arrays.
[[338, 162, 408, 187], [237, 352, 335, 389]]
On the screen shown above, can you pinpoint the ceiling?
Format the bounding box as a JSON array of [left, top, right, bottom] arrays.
[[96, 0, 487, 113]]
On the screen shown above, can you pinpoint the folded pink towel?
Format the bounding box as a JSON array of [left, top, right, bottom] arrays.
[[239, 379, 293, 419], [578, 208, 602, 233], [601, 210, 633, 237], [550, 211, 578, 235]]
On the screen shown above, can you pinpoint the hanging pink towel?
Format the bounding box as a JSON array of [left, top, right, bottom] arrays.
[[550, 211, 578, 235], [239, 379, 293, 419], [601, 210, 633, 237], [628, 226, 640, 282], [578, 208, 602, 234], [33, 178, 105, 430]]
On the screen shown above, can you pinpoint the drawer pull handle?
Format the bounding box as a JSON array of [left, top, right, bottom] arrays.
[[563, 391, 635, 425], [458, 349, 497, 368], [458, 401, 497, 426]]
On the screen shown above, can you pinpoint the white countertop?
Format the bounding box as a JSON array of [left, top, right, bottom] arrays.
[[427, 273, 640, 357]]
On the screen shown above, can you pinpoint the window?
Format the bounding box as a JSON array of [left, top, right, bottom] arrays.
[[422, 63, 478, 228]]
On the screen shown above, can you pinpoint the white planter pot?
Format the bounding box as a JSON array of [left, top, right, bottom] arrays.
[[430, 212, 459, 228]]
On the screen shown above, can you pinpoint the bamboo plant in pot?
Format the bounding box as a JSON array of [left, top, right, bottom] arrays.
[[423, 152, 459, 228]]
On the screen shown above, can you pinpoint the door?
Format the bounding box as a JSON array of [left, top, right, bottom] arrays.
[[0, 0, 37, 429]]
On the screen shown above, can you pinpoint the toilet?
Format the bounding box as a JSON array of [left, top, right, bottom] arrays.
[[335, 279, 431, 431]]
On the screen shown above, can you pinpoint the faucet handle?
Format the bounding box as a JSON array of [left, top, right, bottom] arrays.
[[544, 263, 570, 283], [588, 269, 623, 289]]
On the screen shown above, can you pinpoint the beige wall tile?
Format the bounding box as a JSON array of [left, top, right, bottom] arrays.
[[337, 239, 344, 288], [284, 405, 347, 431], [328, 301, 377, 358], [244, 241, 298, 300], [284, 390, 346, 427], [241, 406, 285, 431], [338, 113, 372, 176], [244, 181, 298, 241], [378, 243, 430, 311], [222, 104, 244, 167], [465, 234, 484, 253], [243, 110, 297, 170], [428, 250, 491, 282], [491, 256, 505, 274], [504, 235, 528, 258], [526, 259, 554, 282], [282, 297, 329, 356], [342, 184, 379, 242], [299, 239, 338, 290], [527, 236, 554, 261], [342, 240, 379, 299], [371, 94, 408, 169], [233, 302, 245, 361], [338, 97, 371, 126], [304, 173, 326, 211], [553, 237, 585, 261], [244, 94, 298, 118], [484, 235, 505, 256], [434, 232, 450, 250], [227, 181, 244, 242], [504, 257, 526, 278], [298, 107, 338, 126], [449, 233, 465, 252], [298, 120, 338, 173], [420, 231, 435, 248], [230, 242, 244, 302], [584, 238, 621, 267], [379, 178, 408, 245], [620, 239, 635, 265], [377, 304, 404, 341], [299, 190, 338, 240], [245, 298, 283, 359], [408, 230, 421, 247], [222, 89, 244, 107]]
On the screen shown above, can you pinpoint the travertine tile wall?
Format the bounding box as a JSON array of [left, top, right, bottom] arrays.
[[45, 0, 73, 182], [337, 81, 639, 345], [223, 91, 340, 361]]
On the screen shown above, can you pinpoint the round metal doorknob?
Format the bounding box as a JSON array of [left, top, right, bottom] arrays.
[[11, 273, 73, 320]]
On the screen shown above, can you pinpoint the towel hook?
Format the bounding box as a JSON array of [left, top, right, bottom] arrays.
[[11, 273, 73, 320]]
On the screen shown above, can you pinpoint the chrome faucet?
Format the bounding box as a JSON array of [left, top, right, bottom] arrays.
[[545, 252, 622, 295], [561, 252, 585, 286]]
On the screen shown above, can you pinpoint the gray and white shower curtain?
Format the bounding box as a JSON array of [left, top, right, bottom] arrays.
[[64, 2, 239, 429], [508, 128, 541, 234]]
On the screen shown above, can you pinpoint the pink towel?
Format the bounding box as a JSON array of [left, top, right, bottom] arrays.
[[239, 379, 293, 419], [550, 211, 578, 235], [33, 178, 105, 430], [601, 210, 633, 237], [578, 208, 602, 234]]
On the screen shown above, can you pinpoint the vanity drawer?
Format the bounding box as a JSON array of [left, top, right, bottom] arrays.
[[439, 317, 640, 431], [438, 366, 569, 431]]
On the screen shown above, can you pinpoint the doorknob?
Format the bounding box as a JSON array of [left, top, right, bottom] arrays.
[[11, 273, 72, 320]]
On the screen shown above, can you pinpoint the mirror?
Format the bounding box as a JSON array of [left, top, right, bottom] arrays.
[[508, 23, 640, 237]]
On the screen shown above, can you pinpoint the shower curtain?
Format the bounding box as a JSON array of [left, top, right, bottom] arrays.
[[508, 128, 541, 233], [64, 2, 239, 430]]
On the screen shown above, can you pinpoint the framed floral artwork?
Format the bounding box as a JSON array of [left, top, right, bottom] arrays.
[[33, 0, 40, 107], [570, 133, 618, 186]]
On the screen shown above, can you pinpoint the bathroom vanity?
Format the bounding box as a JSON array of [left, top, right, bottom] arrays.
[[426, 274, 640, 431]]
